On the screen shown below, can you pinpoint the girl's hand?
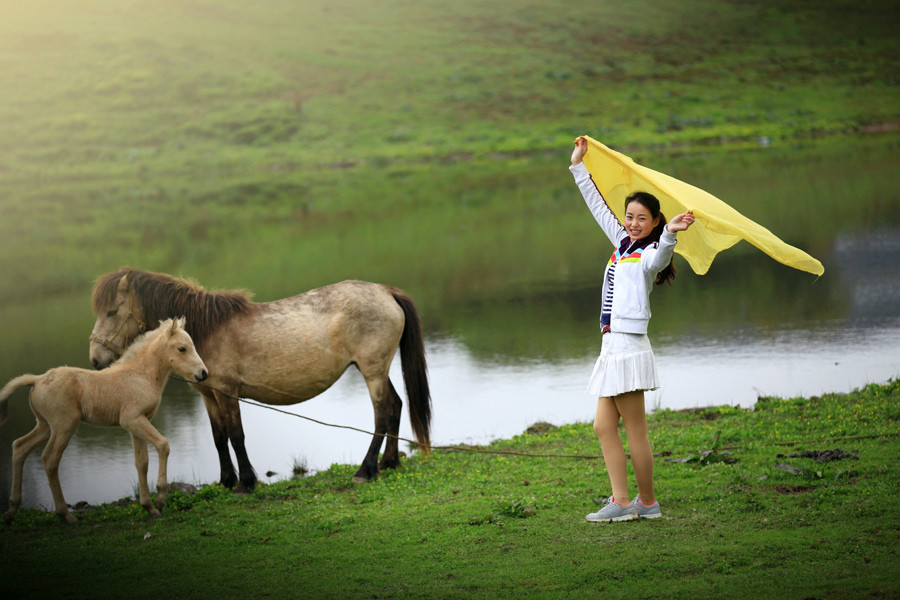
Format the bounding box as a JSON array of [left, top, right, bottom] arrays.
[[571, 136, 588, 165], [666, 210, 695, 232]]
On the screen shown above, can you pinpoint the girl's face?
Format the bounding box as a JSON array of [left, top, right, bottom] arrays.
[[624, 201, 660, 242]]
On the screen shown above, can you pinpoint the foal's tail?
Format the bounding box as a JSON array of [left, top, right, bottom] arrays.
[[392, 290, 432, 455], [0, 374, 40, 426]]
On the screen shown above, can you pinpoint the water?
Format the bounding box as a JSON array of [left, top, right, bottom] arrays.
[[2, 138, 899, 512]]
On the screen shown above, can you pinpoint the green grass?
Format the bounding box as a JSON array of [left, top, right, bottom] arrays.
[[1, 0, 897, 182], [3, 380, 898, 599]]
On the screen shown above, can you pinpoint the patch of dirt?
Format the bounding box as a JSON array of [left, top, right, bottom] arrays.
[[773, 485, 816, 495], [525, 422, 555, 435], [776, 448, 859, 463]]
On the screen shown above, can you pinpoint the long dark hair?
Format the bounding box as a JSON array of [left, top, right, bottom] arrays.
[[625, 192, 676, 286]]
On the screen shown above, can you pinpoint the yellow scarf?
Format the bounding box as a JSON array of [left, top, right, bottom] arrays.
[[580, 136, 825, 276]]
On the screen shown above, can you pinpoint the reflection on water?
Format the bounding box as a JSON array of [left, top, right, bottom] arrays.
[[832, 229, 900, 321]]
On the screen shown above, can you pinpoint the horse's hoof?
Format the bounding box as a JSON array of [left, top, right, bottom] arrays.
[[4, 511, 15, 525], [351, 475, 371, 484], [60, 513, 78, 525], [220, 473, 238, 489], [147, 508, 162, 519], [235, 479, 257, 495]]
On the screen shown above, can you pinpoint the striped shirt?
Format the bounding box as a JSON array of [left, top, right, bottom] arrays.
[[600, 262, 616, 326]]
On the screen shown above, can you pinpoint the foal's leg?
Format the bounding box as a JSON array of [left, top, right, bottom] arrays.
[[41, 421, 80, 524], [129, 434, 157, 517], [124, 415, 170, 516], [5, 419, 51, 524]]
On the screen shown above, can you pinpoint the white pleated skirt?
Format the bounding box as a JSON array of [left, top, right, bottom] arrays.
[[587, 331, 660, 398]]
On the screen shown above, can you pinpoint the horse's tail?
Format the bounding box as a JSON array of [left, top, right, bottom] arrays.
[[392, 290, 432, 455], [0, 374, 40, 426]]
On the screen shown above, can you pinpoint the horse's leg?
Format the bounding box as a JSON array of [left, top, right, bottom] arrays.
[[40, 422, 79, 524], [352, 373, 399, 483], [123, 415, 169, 516], [199, 389, 238, 489], [5, 419, 51, 524], [214, 387, 257, 494], [378, 381, 403, 471]]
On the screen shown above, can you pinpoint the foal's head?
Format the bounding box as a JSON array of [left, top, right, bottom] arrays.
[[160, 317, 208, 383], [123, 318, 208, 383]]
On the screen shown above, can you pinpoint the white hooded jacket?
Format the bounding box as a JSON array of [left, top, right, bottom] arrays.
[[570, 162, 678, 335]]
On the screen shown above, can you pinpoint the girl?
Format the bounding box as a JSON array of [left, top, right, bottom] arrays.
[[569, 136, 695, 522]]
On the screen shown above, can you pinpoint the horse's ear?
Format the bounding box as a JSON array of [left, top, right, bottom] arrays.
[[176, 316, 186, 330], [168, 318, 179, 335], [117, 272, 131, 295]]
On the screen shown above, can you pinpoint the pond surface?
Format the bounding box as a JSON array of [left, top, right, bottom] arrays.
[[1, 136, 898, 512]]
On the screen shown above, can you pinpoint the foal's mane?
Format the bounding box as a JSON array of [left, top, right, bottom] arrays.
[[117, 319, 170, 364], [92, 268, 255, 351]]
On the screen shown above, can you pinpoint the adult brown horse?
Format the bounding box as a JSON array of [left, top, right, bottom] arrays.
[[88, 267, 431, 492]]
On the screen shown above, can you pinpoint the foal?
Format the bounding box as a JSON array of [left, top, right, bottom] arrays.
[[0, 318, 207, 524]]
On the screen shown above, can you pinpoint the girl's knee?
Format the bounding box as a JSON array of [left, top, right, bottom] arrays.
[[593, 418, 618, 440]]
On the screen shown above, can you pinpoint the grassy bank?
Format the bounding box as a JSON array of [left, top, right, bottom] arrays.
[[3, 380, 898, 599]]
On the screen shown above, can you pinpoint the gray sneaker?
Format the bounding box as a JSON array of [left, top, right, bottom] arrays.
[[631, 496, 662, 519], [586, 497, 636, 522]]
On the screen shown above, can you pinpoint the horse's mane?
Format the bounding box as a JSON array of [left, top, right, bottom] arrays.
[[92, 268, 255, 352]]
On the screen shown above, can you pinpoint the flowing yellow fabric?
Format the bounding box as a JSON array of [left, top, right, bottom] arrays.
[[581, 136, 825, 276]]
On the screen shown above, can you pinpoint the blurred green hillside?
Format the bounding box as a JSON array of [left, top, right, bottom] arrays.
[[1, 0, 897, 182]]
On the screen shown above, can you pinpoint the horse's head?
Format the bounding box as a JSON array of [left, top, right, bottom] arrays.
[[163, 317, 208, 383], [90, 271, 147, 369]]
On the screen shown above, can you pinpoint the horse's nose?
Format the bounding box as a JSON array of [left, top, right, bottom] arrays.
[[196, 369, 208, 382], [91, 357, 101, 370]]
